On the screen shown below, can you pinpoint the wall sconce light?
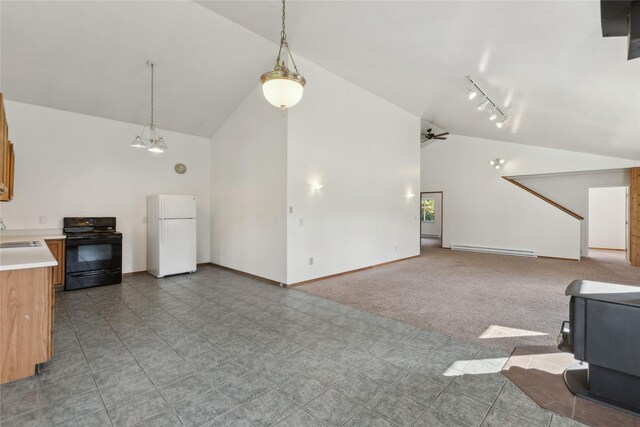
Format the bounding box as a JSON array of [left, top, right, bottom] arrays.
[[309, 183, 324, 191], [489, 159, 506, 170], [406, 192, 416, 198]]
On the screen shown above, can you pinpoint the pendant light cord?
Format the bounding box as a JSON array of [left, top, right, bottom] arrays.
[[274, 0, 301, 75], [150, 62, 154, 127]]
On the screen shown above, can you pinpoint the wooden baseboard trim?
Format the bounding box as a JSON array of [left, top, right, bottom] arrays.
[[122, 270, 147, 277], [207, 263, 282, 287], [588, 247, 626, 252], [538, 255, 580, 262], [287, 255, 420, 287]]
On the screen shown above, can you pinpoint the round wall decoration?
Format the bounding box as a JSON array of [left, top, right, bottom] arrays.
[[174, 163, 187, 174]]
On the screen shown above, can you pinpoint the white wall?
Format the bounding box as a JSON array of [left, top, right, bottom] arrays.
[[588, 187, 627, 250], [0, 101, 211, 273], [421, 135, 639, 260], [515, 170, 630, 256], [421, 192, 442, 237], [286, 57, 421, 284], [210, 85, 287, 283]]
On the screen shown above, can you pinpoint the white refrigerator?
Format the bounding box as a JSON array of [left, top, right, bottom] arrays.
[[147, 194, 197, 278]]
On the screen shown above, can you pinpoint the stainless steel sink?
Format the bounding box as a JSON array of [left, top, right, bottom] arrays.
[[0, 241, 41, 249]]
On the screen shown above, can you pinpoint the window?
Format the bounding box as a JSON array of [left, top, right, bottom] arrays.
[[421, 198, 435, 222]]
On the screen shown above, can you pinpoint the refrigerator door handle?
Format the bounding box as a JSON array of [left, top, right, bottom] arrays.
[[161, 197, 165, 242]]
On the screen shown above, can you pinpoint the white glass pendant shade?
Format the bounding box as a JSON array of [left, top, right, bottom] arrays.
[[261, 72, 305, 110], [131, 135, 146, 148], [148, 137, 167, 153]]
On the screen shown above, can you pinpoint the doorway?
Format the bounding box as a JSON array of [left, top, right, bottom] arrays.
[[420, 191, 443, 249], [587, 186, 628, 262]]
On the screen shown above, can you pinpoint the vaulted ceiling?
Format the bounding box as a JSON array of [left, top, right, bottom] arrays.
[[0, 1, 273, 138], [2, 1, 639, 159]]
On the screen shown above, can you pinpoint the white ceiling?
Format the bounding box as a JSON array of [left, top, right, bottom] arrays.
[[0, 0, 275, 138], [2, 1, 639, 159], [200, 0, 640, 160]]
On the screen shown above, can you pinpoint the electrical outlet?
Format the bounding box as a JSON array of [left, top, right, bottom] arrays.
[[274, 216, 279, 224], [39, 215, 47, 224], [309, 257, 314, 265], [289, 206, 293, 214], [299, 218, 304, 226], [142, 216, 148, 223], [395, 245, 398, 251]]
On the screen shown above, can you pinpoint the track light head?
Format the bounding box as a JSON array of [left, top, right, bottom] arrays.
[[496, 116, 508, 128], [467, 88, 478, 100], [478, 98, 490, 111]]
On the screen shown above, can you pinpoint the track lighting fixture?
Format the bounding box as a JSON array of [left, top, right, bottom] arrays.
[[465, 76, 508, 129]]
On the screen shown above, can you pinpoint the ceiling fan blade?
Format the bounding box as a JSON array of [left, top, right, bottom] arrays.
[[434, 137, 447, 140], [433, 132, 449, 137]]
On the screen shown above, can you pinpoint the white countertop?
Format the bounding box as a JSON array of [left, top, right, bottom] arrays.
[[0, 228, 65, 240], [0, 229, 63, 272]]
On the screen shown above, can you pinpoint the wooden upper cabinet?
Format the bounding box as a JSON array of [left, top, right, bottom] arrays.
[[0, 93, 14, 202]]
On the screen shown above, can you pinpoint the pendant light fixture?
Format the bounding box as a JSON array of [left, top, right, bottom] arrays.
[[260, 0, 306, 113], [131, 61, 167, 153]]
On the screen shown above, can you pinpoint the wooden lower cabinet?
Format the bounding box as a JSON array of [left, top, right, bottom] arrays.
[[0, 267, 53, 384], [45, 239, 65, 287]]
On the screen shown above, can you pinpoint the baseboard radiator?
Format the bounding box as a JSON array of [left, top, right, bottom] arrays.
[[451, 244, 537, 257]]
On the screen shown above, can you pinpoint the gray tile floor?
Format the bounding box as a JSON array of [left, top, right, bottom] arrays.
[[0, 266, 585, 427]]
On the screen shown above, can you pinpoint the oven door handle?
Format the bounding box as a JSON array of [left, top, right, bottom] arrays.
[[68, 268, 121, 278]]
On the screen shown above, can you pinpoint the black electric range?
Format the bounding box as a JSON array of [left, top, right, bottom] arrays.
[[63, 217, 122, 290]]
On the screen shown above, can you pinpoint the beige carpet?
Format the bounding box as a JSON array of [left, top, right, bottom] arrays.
[[298, 241, 640, 353]]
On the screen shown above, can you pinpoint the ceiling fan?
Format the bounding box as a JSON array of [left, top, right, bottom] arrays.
[[421, 129, 449, 142]]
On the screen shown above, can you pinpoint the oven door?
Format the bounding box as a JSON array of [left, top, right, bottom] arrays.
[[65, 235, 122, 274], [65, 235, 122, 290]]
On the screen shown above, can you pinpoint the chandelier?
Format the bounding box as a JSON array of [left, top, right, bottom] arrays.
[[260, 0, 306, 113], [131, 61, 167, 153]]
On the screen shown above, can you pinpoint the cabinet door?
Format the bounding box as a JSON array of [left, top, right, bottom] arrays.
[[45, 239, 65, 287], [8, 143, 14, 200], [0, 93, 7, 200]]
